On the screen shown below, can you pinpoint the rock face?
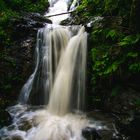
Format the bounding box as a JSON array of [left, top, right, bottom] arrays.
[[10, 13, 52, 41], [0, 12, 52, 128], [82, 127, 101, 140]]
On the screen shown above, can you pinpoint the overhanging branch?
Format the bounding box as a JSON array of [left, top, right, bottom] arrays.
[[45, 11, 74, 18]]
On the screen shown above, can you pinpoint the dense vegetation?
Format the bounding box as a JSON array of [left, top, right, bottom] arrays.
[[73, 0, 140, 111]]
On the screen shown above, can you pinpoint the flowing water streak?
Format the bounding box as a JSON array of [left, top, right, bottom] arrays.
[[19, 0, 71, 104], [43, 26, 70, 102], [48, 26, 87, 115], [69, 0, 79, 11], [18, 30, 42, 104], [18, 23, 87, 112], [19, 25, 71, 105]]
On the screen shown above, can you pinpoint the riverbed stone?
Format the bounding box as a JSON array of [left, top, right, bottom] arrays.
[[82, 127, 101, 140], [11, 135, 23, 140]]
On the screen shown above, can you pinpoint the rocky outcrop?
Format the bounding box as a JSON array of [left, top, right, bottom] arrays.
[[10, 13, 52, 40], [0, 12, 52, 128]]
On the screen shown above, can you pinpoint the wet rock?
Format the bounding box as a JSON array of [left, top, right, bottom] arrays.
[[82, 126, 123, 140], [85, 111, 127, 140], [11, 135, 23, 140], [111, 133, 123, 140], [3, 12, 52, 93], [10, 13, 52, 41], [26, 12, 52, 24], [107, 88, 140, 114], [0, 12, 51, 127], [18, 120, 33, 131], [2, 137, 11, 140], [116, 114, 140, 140], [0, 110, 12, 128], [82, 127, 101, 140]]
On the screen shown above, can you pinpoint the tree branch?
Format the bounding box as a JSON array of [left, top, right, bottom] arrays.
[[45, 11, 74, 18]]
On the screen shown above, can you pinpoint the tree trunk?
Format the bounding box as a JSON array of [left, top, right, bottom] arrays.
[[130, 0, 140, 32]]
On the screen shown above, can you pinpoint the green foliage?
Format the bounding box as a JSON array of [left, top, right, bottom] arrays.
[[81, 0, 140, 88], [119, 34, 140, 47], [106, 29, 119, 40], [27, 0, 49, 12], [0, 0, 49, 47], [90, 21, 140, 90], [0, 10, 18, 26], [127, 52, 138, 58], [104, 0, 119, 15], [0, 9, 18, 46], [134, 99, 140, 106], [91, 47, 122, 78], [76, 0, 103, 19], [129, 63, 140, 73], [1, 0, 49, 13]]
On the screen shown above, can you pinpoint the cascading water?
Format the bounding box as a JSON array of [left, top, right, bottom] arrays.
[[19, 25, 71, 105], [0, 0, 108, 140], [48, 26, 87, 115]]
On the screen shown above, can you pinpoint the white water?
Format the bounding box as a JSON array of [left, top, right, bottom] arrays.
[[45, 0, 69, 24], [0, 105, 107, 140], [48, 26, 87, 115], [0, 0, 108, 140]]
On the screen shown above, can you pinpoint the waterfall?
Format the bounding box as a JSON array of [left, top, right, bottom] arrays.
[[19, 23, 87, 114], [18, 0, 87, 114], [48, 26, 87, 115], [19, 0, 84, 107]]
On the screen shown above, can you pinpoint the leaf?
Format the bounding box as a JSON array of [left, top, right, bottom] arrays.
[[119, 41, 129, 46], [91, 48, 98, 60], [104, 61, 119, 75], [129, 63, 140, 72], [127, 52, 138, 58], [132, 34, 140, 44], [106, 29, 118, 40], [119, 34, 140, 46]]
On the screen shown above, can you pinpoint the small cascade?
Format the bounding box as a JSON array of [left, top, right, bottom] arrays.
[[45, 0, 69, 24]]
